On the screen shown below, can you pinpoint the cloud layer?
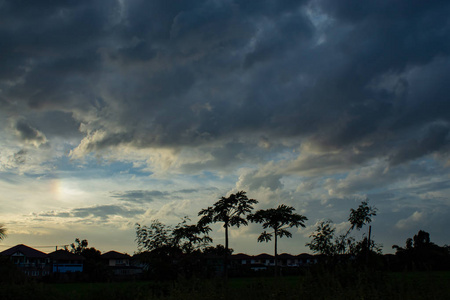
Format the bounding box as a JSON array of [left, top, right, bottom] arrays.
[[1, 0, 450, 254]]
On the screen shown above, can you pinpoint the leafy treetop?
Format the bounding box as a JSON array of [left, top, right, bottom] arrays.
[[198, 190, 258, 229], [248, 204, 307, 242], [349, 200, 377, 231]]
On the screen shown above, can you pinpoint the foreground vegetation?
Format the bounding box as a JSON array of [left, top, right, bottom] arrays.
[[2, 269, 450, 300]]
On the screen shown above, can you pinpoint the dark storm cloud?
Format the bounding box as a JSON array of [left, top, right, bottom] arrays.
[[389, 122, 450, 165], [26, 111, 82, 139], [2, 0, 450, 169], [0, 0, 118, 138], [14, 120, 48, 146]]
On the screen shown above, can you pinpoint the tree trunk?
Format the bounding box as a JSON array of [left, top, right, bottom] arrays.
[[274, 229, 278, 277], [366, 225, 372, 265], [224, 223, 229, 279]]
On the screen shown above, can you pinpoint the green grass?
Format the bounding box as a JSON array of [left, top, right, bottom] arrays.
[[2, 271, 450, 300]]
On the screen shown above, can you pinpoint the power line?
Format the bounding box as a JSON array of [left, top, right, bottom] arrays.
[[0, 244, 70, 249]]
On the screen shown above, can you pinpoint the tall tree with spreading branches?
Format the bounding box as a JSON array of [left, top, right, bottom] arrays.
[[198, 191, 258, 277], [248, 204, 307, 276]]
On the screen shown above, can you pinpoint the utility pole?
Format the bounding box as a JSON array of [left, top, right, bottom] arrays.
[[366, 225, 372, 265]]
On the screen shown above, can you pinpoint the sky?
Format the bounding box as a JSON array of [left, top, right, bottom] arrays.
[[1, 0, 450, 255]]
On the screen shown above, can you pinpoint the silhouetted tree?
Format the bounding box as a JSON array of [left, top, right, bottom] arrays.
[[307, 200, 378, 258], [413, 230, 430, 248], [136, 218, 212, 253], [348, 200, 377, 231], [392, 230, 450, 271], [0, 224, 6, 241], [202, 244, 233, 256], [306, 220, 336, 256], [198, 191, 258, 277], [135, 218, 213, 279], [343, 200, 377, 254], [70, 238, 88, 255], [248, 204, 307, 276], [135, 220, 172, 252], [142, 245, 184, 280], [80, 247, 109, 281], [172, 217, 212, 253]]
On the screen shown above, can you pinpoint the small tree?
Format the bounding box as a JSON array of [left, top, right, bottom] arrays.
[[306, 220, 336, 256], [198, 191, 258, 277], [349, 200, 377, 231], [70, 238, 88, 254], [307, 200, 378, 258], [248, 204, 307, 276], [135, 220, 172, 252]]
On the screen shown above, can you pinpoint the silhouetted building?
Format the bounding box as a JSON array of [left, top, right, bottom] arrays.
[[102, 251, 142, 277], [48, 250, 85, 273], [0, 244, 50, 276]]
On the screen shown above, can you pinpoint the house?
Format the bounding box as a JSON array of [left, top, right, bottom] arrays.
[[253, 253, 275, 266], [232, 253, 252, 265], [231, 252, 319, 272], [278, 253, 296, 267], [0, 244, 50, 277], [48, 250, 85, 273], [297, 253, 318, 265], [102, 251, 142, 277]]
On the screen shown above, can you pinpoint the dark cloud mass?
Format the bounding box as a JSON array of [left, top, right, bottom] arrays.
[[14, 120, 48, 147], [1, 0, 450, 169]]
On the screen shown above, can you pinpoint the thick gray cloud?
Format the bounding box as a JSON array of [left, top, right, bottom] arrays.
[[1, 0, 450, 171], [14, 120, 48, 147]]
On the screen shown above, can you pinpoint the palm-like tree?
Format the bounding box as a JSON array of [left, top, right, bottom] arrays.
[[198, 191, 258, 276], [248, 204, 307, 276], [0, 224, 6, 241]]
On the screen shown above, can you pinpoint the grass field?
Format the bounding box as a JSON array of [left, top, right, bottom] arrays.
[[2, 271, 450, 300]]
